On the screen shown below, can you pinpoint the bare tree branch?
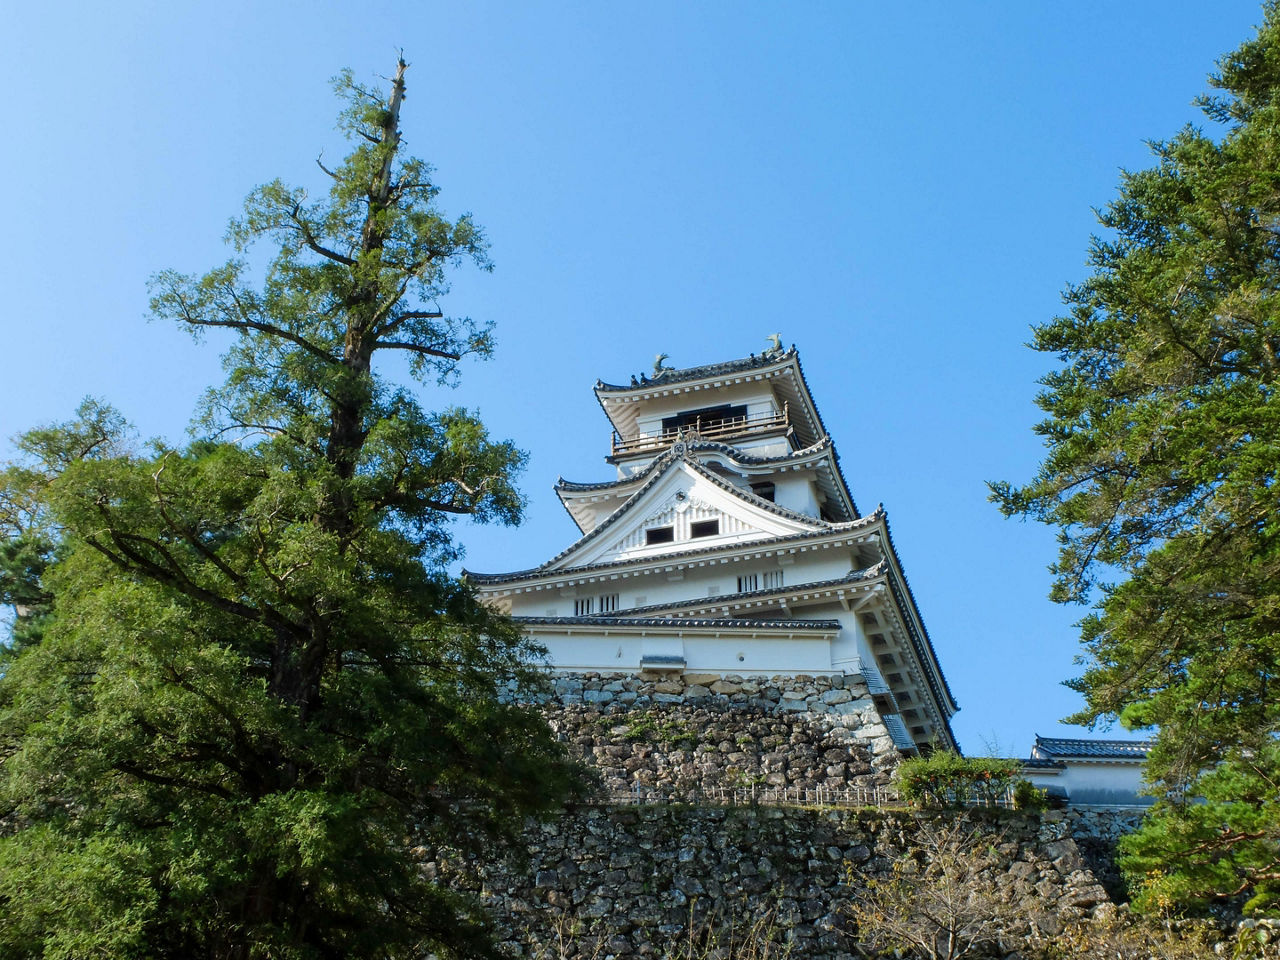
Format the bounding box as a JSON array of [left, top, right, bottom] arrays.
[[373, 341, 461, 361], [315, 155, 341, 181], [170, 280, 338, 365], [287, 202, 356, 265]]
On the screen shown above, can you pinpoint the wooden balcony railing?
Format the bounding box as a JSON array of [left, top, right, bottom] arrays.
[[611, 403, 791, 457]]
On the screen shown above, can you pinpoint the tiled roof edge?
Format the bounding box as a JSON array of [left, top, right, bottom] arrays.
[[515, 615, 843, 630], [1033, 735, 1153, 759], [876, 508, 960, 745], [467, 451, 854, 584], [595, 348, 796, 393], [464, 512, 879, 585], [586, 565, 888, 618], [555, 436, 836, 494]]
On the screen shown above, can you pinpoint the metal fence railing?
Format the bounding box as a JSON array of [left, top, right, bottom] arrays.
[[586, 782, 1024, 810], [596, 782, 904, 809]]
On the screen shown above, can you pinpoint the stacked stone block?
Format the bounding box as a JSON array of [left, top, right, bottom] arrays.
[[526, 672, 899, 804]]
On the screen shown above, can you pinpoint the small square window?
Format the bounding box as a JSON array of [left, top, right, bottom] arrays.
[[690, 519, 719, 538], [645, 526, 675, 545]]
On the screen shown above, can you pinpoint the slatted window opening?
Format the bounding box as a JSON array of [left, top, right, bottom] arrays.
[[599, 593, 619, 613], [573, 597, 594, 616], [737, 570, 784, 593]]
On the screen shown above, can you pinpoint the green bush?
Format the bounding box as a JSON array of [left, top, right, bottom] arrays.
[[1013, 778, 1049, 812], [895, 752, 1023, 809]]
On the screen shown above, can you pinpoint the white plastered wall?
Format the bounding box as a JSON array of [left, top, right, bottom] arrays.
[[773, 472, 821, 518], [1024, 762, 1153, 806], [534, 628, 838, 676], [505, 547, 859, 619]]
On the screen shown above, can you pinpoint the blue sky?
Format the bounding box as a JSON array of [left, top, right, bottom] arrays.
[[0, 2, 1265, 755]]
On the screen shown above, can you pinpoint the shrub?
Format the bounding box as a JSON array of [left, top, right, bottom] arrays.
[[846, 815, 1022, 960], [1034, 916, 1220, 959], [1013, 778, 1049, 812], [895, 753, 1022, 809]]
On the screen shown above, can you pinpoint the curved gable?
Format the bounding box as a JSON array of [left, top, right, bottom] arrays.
[[545, 456, 825, 572]]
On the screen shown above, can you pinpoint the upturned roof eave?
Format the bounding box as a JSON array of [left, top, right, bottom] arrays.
[[557, 435, 834, 493], [475, 449, 837, 581], [873, 507, 961, 736], [515, 615, 843, 633], [556, 450, 858, 533], [463, 510, 883, 588], [573, 565, 889, 619], [1032, 735, 1153, 760], [593, 348, 799, 396], [592, 347, 830, 453]]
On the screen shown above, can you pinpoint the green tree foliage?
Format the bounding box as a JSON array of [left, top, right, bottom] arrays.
[[991, 6, 1280, 916], [0, 399, 130, 657], [894, 752, 1022, 810], [0, 59, 583, 959]]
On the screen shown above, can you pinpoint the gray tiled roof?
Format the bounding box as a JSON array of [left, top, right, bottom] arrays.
[[596, 348, 797, 393], [584, 566, 887, 618], [463, 515, 876, 585], [556, 437, 834, 493], [877, 509, 958, 718], [1033, 736, 1152, 760], [882, 714, 917, 752], [515, 615, 843, 631]]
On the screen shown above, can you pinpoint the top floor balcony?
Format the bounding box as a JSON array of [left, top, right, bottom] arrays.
[[610, 402, 792, 458]]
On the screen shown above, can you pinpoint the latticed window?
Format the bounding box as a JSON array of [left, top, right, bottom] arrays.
[[574, 597, 594, 616], [736, 573, 759, 593], [599, 593, 619, 613], [763, 570, 784, 590]]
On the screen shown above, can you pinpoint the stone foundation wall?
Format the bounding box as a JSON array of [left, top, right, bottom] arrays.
[[1062, 808, 1148, 902], [530, 672, 899, 802], [468, 672, 1149, 956], [438, 807, 1112, 959]]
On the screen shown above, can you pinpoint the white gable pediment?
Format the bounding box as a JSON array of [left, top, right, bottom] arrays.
[[546, 459, 822, 571]]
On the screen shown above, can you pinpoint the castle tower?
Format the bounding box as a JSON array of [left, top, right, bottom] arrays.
[[467, 344, 958, 755]]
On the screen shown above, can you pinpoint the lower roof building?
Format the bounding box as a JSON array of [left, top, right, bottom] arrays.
[[1022, 735, 1154, 807]]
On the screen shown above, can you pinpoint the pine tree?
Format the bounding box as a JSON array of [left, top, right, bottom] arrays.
[[0, 59, 583, 958], [992, 7, 1280, 915]]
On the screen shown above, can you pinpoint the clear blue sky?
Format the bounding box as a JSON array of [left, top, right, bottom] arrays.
[[0, 2, 1265, 755]]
